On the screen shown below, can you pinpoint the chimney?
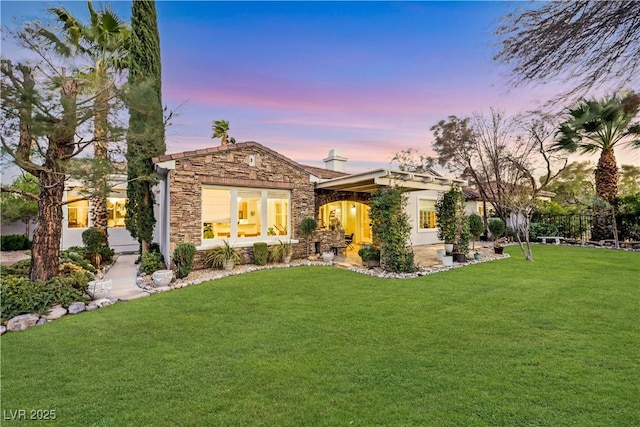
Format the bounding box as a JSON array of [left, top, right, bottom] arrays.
[[323, 149, 347, 172]]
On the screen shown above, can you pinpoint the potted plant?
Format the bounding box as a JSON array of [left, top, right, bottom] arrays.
[[468, 214, 484, 260], [205, 240, 241, 270], [270, 240, 293, 264], [489, 219, 506, 254], [300, 217, 318, 258], [357, 244, 381, 268]]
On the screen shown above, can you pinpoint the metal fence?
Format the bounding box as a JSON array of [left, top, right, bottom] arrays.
[[532, 212, 640, 241]]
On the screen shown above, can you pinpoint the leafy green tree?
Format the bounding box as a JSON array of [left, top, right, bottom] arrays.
[[544, 161, 595, 208], [0, 174, 38, 236], [619, 164, 640, 196], [554, 92, 640, 240], [126, 0, 166, 255], [1, 24, 90, 280], [212, 119, 236, 146], [46, 1, 130, 245], [369, 187, 414, 273]]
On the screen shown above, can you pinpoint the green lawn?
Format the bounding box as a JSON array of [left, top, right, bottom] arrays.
[[1, 245, 638, 426]]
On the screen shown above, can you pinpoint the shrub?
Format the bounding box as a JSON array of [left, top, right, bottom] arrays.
[[0, 273, 89, 322], [300, 218, 318, 256], [5, 259, 31, 278], [488, 219, 506, 239], [369, 187, 415, 273], [99, 246, 115, 264], [59, 249, 96, 273], [357, 244, 381, 262], [253, 242, 268, 266], [81, 227, 107, 253], [173, 243, 197, 279], [139, 252, 165, 275], [529, 222, 559, 240], [269, 240, 293, 262], [0, 234, 32, 251]]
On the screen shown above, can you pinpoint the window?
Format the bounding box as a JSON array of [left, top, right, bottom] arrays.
[[202, 187, 290, 241], [237, 190, 261, 238], [68, 195, 89, 228], [267, 191, 289, 236], [107, 194, 127, 228], [418, 199, 437, 230], [202, 188, 231, 239]]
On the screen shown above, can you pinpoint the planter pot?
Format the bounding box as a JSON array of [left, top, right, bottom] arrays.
[[87, 279, 112, 299], [494, 247, 504, 255], [152, 270, 173, 287], [222, 259, 235, 270], [444, 244, 454, 255], [436, 249, 445, 261], [322, 251, 335, 262], [363, 260, 380, 268], [453, 252, 466, 263], [442, 255, 453, 267], [474, 253, 482, 261], [283, 254, 292, 264]]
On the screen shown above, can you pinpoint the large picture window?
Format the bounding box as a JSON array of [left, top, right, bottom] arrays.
[[68, 195, 89, 228], [202, 187, 290, 242], [418, 199, 437, 230]]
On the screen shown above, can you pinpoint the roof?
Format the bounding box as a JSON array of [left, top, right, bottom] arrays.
[[299, 164, 347, 179], [316, 169, 467, 193], [152, 141, 326, 179]]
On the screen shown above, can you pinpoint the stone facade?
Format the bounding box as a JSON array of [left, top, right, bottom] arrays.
[[154, 142, 318, 269]]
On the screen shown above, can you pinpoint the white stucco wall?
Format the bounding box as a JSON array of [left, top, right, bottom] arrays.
[[407, 190, 442, 246]]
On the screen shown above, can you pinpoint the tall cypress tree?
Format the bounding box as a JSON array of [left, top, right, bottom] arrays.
[[125, 0, 165, 254]]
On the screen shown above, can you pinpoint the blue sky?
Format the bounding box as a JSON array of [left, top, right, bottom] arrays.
[[2, 1, 637, 174]]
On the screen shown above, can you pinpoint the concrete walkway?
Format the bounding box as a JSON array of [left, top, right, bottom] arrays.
[[105, 254, 149, 301]]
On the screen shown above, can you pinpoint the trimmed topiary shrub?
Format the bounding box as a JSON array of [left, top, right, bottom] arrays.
[[489, 219, 506, 239], [253, 242, 269, 266], [173, 243, 197, 279], [0, 234, 32, 251]]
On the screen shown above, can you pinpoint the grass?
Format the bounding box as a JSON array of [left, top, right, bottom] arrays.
[[1, 245, 638, 426]]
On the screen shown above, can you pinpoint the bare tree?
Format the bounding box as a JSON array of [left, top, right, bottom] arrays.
[[430, 110, 566, 261], [495, 1, 640, 101]]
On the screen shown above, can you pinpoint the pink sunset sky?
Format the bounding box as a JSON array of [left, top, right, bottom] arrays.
[[2, 1, 638, 174]]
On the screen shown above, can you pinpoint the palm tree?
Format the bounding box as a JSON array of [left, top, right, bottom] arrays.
[[554, 91, 640, 239], [212, 119, 236, 146], [46, 1, 130, 243]]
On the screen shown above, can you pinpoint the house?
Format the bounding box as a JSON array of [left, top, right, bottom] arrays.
[[152, 142, 465, 268]]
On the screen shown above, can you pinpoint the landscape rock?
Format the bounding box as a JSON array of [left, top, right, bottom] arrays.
[[87, 298, 113, 311], [42, 305, 67, 321], [87, 279, 113, 299], [68, 302, 86, 314], [152, 270, 173, 287], [36, 318, 48, 326], [7, 313, 40, 331], [155, 286, 172, 293], [0, 325, 6, 335]]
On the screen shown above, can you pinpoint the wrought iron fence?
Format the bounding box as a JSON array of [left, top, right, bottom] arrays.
[[532, 212, 640, 241]]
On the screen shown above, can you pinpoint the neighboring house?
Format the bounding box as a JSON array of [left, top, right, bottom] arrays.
[[152, 142, 465, 267]]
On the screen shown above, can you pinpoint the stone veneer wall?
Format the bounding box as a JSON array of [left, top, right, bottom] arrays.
[[167, 144, 316, 269]]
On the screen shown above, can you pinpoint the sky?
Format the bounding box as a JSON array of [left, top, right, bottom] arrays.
[[1, 0, 638, 176]]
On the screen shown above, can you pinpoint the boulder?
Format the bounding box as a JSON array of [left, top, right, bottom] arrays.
[[42, 304, 67, 321], [68, 302, 86, 314], [152, 270, 173, 287], [87, 298, 113, 311], [7, 313, 40, 331], [0, 325, 6, 335], [87, 279, 113, 299], [36, 318, 48, 326]]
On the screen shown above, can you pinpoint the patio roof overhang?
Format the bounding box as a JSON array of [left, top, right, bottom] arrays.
[[315, 169, 467, 193]]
